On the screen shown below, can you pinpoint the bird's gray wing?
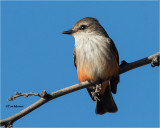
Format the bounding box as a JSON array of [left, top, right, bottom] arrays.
[[73, 49, 77, 69], [110, 39, 120, 94], [110, 39, 119, 64]]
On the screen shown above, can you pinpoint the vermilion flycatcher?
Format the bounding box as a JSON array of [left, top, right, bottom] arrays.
[[63, 17, 119, 115]]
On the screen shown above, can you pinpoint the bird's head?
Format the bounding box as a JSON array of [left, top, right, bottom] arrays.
[[62, 17, 108, 38]]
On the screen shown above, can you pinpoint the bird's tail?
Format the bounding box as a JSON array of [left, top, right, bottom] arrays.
[[95, 85, 118, 115]]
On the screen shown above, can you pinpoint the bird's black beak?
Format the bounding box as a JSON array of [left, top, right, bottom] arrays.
[[62, 29, 74, 34]]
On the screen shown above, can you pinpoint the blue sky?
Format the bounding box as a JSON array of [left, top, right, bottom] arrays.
[[1, 1, 159, 127]]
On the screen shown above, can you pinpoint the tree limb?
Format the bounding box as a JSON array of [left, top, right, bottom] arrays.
[[0, 52, 159, 127]]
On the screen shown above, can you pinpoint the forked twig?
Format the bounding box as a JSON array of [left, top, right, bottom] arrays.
[[8, 90, 48, 101]]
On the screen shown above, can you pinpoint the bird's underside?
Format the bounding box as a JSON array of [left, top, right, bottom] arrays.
[[73, 37, 120, 114]]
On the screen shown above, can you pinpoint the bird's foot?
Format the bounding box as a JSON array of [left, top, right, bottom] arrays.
[[91, 84, 102, 101], [91, 92, 100, 101], [151, 56, 159, 67], [95, 84, 102, 93]]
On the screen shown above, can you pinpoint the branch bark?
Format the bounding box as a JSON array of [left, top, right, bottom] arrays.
[[0, 52, 159, 127]]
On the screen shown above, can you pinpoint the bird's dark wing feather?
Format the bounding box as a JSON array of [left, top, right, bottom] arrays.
[[73, 49, 77, 69], [110, 39, 119, 64], [110, 39, 120, 94]]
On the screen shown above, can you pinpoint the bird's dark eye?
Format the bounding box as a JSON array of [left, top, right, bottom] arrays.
[[80, 25, 86, 30]]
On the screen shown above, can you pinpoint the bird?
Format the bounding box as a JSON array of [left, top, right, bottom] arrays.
[[62, 17, 120, 115]]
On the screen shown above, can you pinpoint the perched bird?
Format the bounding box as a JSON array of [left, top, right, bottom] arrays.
[[62, 17, 120, 115]]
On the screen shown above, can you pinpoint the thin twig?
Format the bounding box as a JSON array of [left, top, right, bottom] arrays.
[[0, 52, 159, 127], [8, 92, 41, 101], [8, 90, 48, 101]]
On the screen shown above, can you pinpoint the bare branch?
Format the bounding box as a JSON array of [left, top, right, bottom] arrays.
[[0, 52, 159, 127]]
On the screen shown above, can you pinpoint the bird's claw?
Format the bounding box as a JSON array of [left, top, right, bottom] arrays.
[[91, 92, 100, 101], [151, 56, 159, 67], [95, 84, 102, 93], [91, 84, 102, 101]]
